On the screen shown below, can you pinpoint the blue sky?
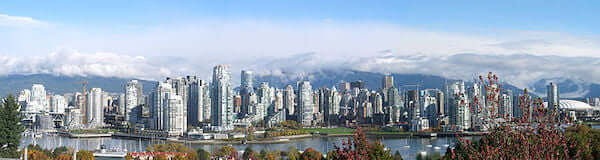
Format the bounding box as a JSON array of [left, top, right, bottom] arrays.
[[1, 1, 600, 92], [1, 0, 598, 34]]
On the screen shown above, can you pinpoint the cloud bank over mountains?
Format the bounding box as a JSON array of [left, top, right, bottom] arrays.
[[2, 14, 600, 97], [1, 49, 600, 98]]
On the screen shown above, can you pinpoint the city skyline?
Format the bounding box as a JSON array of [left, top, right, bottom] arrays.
[[1, 1, 600, 98], [4, 2, 600, 159]]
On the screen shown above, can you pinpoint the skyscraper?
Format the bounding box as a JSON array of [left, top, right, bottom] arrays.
[[283, 85, 295, 116], [29, 84, 48, 112], [210, 64, 234, 131], [125, 80, 143, 125], [371, 92, 383, 114], [350, 80, 365, 89], [382, 75, 394, 89], [240, 70, 254, 116], [447, 81, 470, 131], [241, 70, 254, 93], [297, 81, 314, 126], [406, 90, 420, 120], [17, 89, 31, 111], [50, 95, 67, 114], [547, 82, 559, 112], [151, 82, 174, 130], [500, 90, 513, 120], [164, 92, 185, 136], [188, 78, 207, 126], [86, 88, 104, 128], [166, 77, 189, 131], [388, 87, 402, 123]]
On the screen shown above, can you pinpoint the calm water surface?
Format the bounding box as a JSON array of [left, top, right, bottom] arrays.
[[21, 125, 600, 159], [21, 135, 476, 159]]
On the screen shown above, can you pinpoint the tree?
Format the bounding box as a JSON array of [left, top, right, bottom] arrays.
[[185, 150, 198, 160], [154, 155, 168, 160], [368, 141, 393, 160], [445, 72, 582, 160], [566, 125, 600, 159], [300, 148, 322, 160], [27, 149, 49, 160], [76, 150, 95, 160], [287, 147, 300, 160], [331, 128, 369, 159], [393, 151, 403, 160], [213, 146, 237, 159], [55, 154, 72, 160], [264, 151, 280, 160], [52, 146, 69, 158], [0, 95, 24, 158], [197, 148, 211, 160], [259, 149, 267, 159], [124, 155, 134, 160], [330, 128, 394, 160], [243, 147, 258, 160]]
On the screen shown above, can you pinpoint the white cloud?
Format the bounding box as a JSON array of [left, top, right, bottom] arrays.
[[2, 19, 600, 98], [0, 49, 171, 80], [0, 14, 46, 27]]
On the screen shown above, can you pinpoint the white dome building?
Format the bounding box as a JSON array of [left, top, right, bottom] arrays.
[[544, 100, 600, 111]]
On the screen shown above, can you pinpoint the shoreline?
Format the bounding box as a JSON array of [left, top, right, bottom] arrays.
[[54, 131, 488, 144]]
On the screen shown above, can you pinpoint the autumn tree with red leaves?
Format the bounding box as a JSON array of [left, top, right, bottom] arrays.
[[445, 72, 583, 160], [329, 127, 395, 160]]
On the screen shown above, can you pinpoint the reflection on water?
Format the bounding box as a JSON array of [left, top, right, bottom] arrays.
[[21, 135, 476, 160]]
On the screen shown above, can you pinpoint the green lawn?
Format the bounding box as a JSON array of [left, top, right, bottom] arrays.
[[299, 128, 356, 134]]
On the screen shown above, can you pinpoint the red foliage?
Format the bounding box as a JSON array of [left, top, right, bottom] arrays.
[[332, 127, 370, 159], [448, 72, 583, 160]]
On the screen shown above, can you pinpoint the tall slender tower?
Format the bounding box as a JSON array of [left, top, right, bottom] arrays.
[[86, 88, 104, 128], [125, 80, 143, 125], [188, 78, 207, 126], [211, 64, 234, 131], [547, 82, 559, 112], [382, 75, 394, 89], [240, 70, 254, 116], [283, 85, 295, 116], [296, 81, 314, 126]]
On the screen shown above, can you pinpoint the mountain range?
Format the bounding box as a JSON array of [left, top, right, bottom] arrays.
[[0, 71, 597, 99]]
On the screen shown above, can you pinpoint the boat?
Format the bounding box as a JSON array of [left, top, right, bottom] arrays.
[[426, 145, 433, 148], [434, 146, 441, 150], [93, 145, 127, 158]]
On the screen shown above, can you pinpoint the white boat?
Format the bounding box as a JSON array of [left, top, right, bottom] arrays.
[[443, 144, 450, 147], [426, 145, 433, 148], [93, 150, 127, 158], [93, 145, 127, 158], [434, 147, 441, 150], [403, 145, 410, 148]]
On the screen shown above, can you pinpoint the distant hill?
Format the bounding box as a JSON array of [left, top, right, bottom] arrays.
[[255, 69, 529, 96], [0, 74, 157, 96]]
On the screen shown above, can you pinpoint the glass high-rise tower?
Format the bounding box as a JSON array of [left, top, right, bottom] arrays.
[[211, 64, 234, 131]]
